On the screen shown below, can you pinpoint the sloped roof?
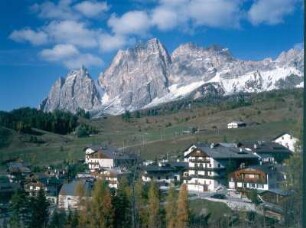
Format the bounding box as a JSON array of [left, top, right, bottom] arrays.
[[185, 143, 258, 160], [59, 180, 91, 196]]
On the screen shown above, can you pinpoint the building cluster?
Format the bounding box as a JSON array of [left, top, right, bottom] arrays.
[[0, 132, 298, 220]]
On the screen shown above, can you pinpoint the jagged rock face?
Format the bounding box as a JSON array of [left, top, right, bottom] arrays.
[[41, 67, 101, 113], [99, 38, 171, 110], [41, 38, 303, 115], [170, 43, 235, 83]]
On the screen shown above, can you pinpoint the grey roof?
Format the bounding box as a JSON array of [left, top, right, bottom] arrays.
[[241, 141, 292, 154], [186, 143, 258, 160], [59, 180, 91, 196], [143, 165, 175, 172]]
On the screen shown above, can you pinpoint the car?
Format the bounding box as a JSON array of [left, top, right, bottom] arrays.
[[210, 194, 226, 199]]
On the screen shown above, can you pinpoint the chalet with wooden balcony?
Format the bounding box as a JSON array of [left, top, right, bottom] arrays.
[[228, 164, 284, 192], [183, 143, 259, 192]]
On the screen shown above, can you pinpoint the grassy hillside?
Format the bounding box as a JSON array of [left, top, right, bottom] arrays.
[[0, 89, 302, 166]]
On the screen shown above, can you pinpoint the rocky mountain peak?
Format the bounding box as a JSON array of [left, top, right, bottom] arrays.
[[41, 39, 304, 116]]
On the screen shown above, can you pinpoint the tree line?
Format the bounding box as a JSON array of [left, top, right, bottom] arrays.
[[0, 107, 78, 134]]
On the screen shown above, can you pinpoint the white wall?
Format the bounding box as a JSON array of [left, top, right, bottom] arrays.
[[273, 133, 298, 152]]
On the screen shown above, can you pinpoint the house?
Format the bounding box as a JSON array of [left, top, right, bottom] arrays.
[[227, 121, 246, 129], [58, 180, 92, 210], [273, 133, 299, 152], [0, 175, 20, 199], [141, 161, 187, 189], [183, 143, 259, 192], [92, 167, 130, 189], [228, 164, 285, 192], [240, 141, 292, 164], [85, 145, 137, 171], [24, 174, 63, 205]]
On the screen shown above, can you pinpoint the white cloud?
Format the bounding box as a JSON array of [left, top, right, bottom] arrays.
[[40, 44, 79, 61], [31, 0, 77, 20], [188, 0, 242, 28], [63, 53, 103, 68], [99, 34, 127, 52], [9, 28, 48, 45], [40, 44, 102, 69], [151, 0, 242, 31], [46, 20, 99, 48], [74, 1, 108, 18], [151, 6, 181, 30], [248, 0, 298, 25], [108, 11, 151, 35]]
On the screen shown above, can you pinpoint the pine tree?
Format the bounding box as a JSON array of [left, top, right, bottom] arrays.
[[75, 181, 89, 227], [29, 188, 50, 228], [90, 180, 114, 228], [134, 179, 148, 227], [148, 181, 160, 228], [166, 186, 177, 228], [113, 177, 131, 227], [176, 184, 189, 228]]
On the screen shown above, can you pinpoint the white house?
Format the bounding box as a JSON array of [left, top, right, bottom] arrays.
[[227, 121, 246, 129], [273, 133, 299, 152], [85, 145, 137, 171], [183, 143, 259, 192], [58, 180, 92, 210]]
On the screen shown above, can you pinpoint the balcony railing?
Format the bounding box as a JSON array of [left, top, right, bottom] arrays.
[[233, 177, 267, 184], [189, 158, 210, 163], [189, 166, 225, 171], [183, 174, 220, 180]]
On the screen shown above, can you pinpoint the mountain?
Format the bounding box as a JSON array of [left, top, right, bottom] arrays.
[[40, 38, 304, 116], [40, 66, 102, 113]]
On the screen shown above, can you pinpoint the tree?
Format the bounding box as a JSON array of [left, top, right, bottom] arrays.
[[9, 189, 30, 227], [281, 120, 302, 227], [176, 184, 189, 228], [165, 186, 177, 228], [90, 180, 114, 228], [134, 179, 148, 227], [49, 210, 66, 228], [148, 181, 160, 228], [113, 177, 131, 227], [75, 181, 89, 227], [29, 188, 50, 228]]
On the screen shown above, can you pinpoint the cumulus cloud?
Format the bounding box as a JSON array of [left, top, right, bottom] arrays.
[[99, 34, 127, 52], [40, 44, 102, 68], [108, 11, 151, 36], [151, 6, 182, 30], [31, 0, 78, 20], [45, 20, 99, 48], [40, 44, 79, 61], [248, 0, 298, 25], [9, 28, 48, 45], [74, 1, 108, 18], [63, 53, 103, 68], [151, 0, 242, 31], [188, 0, 242, 28]]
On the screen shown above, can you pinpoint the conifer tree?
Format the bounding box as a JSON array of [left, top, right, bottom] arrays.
[[148, 181, 160, 228], [90, 180, 114, 228], [135, 179, 148, 227], [166, 186, 177, 228], [176, 184, 189, 228]]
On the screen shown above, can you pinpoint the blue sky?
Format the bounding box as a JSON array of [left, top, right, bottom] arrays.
[[0, 0, 303, 111]]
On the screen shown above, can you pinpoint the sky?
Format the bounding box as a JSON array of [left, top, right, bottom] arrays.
[[0, 0, 303, 111]]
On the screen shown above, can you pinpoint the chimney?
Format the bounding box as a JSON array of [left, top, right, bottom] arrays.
[[210, 143, 215, 149]]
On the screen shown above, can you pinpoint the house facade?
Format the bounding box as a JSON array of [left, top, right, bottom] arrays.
[[228, 165, 282, 192], [227, 121, 246, 129], [183, 143, 259, 192], [141, 162, 186, 188], [58, 180, 92, 210], [85, 145, 137, 171], [273, 133, 299, 152]]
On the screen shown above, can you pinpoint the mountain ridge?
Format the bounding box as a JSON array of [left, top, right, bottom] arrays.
[[40, 38, 304, 116]]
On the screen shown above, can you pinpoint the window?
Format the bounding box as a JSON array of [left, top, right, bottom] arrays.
[[218, 164, 221, 168], [243, 183, 247, 188]]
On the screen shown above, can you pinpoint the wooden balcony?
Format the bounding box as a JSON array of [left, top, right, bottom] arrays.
[[189, 158, 210, 163]]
